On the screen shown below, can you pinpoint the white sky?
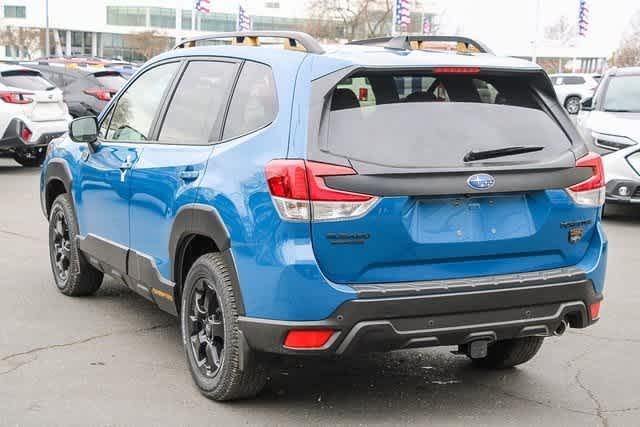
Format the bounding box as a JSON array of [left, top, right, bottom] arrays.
[[430, 0, 639, 56]]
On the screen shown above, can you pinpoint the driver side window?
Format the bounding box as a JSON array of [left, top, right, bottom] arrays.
[[105, 62, 179, 142]]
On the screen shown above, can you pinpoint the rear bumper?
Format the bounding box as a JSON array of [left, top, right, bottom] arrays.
[[605, 179, 640, 204], [0, 117, 67, 151], [239, 274, 601, 356]]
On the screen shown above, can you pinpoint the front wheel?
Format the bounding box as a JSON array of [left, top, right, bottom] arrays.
[[565, 96, 581, 115], [470, 336, 544, 369], [181, 253, 268, 401]]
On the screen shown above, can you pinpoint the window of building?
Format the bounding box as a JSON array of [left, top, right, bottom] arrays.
[[106, 6, 146, 27], [181, 10, 193, 30], [106, 62, 179, 142], [150, 7, 175, 29], [265, 2, 280, 8], [4, 5, 26, 18], [159, 61, 239, 144], [223, 61, 278, 140]]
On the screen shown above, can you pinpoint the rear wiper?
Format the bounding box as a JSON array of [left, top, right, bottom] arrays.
[[464, 146, 544, 162]]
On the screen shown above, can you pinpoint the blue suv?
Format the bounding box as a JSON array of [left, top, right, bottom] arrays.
[[40, 32, 607, 401]]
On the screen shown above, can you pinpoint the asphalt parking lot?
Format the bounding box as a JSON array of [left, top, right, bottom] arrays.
[[1, 157, 639, 427]]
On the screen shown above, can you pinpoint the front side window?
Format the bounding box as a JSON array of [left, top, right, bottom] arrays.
[[159, 61, 238, 144], [602, 75, 640, 113], [106, 62, 179, 142], [222, 61, 278, 140]]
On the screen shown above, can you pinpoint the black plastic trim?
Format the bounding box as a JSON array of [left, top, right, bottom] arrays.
[[239, 278, 601, 356], [43, 158, 73, 217]]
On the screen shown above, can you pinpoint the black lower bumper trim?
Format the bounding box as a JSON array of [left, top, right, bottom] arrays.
[[239, 278, 601, 356]]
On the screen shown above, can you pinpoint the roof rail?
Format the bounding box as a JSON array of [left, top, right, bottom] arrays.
[[348, 35, 493, 55], [174, 31, 325, 54]]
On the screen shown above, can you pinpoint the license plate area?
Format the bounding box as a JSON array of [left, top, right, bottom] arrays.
[[409, 194, 535, 243]]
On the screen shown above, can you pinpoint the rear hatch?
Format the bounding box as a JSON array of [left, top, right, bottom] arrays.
[[306, 68, 602, 284], [0, 69, 67, 122]]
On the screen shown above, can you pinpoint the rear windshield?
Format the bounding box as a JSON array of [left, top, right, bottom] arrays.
[[326, 71, 570, 168], [0, 70, 55, 91], [94, 72, 127, 91]]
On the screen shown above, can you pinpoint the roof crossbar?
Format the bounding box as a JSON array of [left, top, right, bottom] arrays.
[[174, 31, 325, 54], [348, 35, 493, 55]]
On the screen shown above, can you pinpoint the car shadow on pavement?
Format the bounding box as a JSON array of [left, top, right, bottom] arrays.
[[603, 204, 640, 224]]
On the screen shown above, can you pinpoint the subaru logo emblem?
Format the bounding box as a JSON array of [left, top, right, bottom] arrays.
[[467, 173, 495, 191]]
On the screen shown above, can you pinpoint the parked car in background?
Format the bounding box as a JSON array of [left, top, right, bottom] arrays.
[[576, 67, 640, 205], [0, 64, 70, 166], [24, 64, 127, 117], [549, 73, 601, 114]]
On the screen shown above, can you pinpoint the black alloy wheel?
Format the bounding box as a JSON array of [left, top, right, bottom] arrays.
[[188, 278, 225, 378]]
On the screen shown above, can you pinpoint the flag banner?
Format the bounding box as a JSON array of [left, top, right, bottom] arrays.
[[395, 0, 411, 28], [422, 15, 431, 34], [238, 5, 252, 31], [578, 0, 589, 37], [195, 0, 211, 14]]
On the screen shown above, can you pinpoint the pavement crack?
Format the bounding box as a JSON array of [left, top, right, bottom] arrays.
[[1, 322, 173, 373], [575, 369, 609, 427], [0, 228, 44, 242]]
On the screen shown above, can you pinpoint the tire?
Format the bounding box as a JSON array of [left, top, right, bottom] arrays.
[[14, 150, 45, 167], [181, 253, 268, 401], [565, 96, 581, 115], [471, 336, 544, 369], [48, 193, 103, 296]]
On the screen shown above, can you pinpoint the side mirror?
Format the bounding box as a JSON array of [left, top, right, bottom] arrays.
[[69, 116, 98, 145], [581, 97, 594, 112]]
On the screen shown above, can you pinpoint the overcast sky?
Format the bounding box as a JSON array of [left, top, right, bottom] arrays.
[[430, 0, 639, 56]]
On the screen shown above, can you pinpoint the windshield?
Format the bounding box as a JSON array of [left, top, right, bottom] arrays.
[[603, 75, 640, 112]]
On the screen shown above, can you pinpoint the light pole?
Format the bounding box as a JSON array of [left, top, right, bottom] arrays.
[[531, 0, 541, 64], [44, 0, 50, 56]]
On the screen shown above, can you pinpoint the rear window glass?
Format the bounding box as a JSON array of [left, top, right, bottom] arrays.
[[602, 75, 640, 113], [325, 71, 571, 169], [0, 70, 55, 90], [94, 73, 127, 91]]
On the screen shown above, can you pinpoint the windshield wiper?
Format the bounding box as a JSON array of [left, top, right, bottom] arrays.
[[464, 146, 544, 162]]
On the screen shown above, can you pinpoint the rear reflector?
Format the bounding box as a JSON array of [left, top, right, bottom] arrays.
[[20, 126, 32, 142], [590, 301, 601, 320], [265, 160, 379, 221], [567, 153, 605, 207], [284, 329, 334, 349], [433, 67, 481, 74]]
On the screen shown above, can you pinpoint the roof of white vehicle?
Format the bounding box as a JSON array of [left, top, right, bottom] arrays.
[[611, 67, 640, 76]]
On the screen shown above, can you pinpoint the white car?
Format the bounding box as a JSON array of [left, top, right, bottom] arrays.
[[549, 73, 601, 115], [0, 64, 71, 166]]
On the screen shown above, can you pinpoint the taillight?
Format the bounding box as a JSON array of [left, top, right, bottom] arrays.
[[590, 301, 601, 321], [433, 67, 481, 74], [358, 87, 368, 101], [567, 153, 605, 207], [0, 91, 33, 104], [265, 160, 379, 221], [20, 126, 32, 142], [84, 88, 113, 101]]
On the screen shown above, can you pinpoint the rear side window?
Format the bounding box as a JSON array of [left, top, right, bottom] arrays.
[[94, 72, 127, 91], [222, 61, 278, 140], [106, 62, 179, 142], [159, 60, 238, 144], [0, 70, 54, 90], [563, 76, 586, 85]]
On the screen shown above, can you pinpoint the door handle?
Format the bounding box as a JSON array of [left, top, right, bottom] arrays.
[[179, 170, 201, 181]]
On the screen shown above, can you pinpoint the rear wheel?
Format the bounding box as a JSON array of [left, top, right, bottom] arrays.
[[48, 194, 103, 296], [565, 96, 581, 114], [470, 336, 544, 369], [181, 253, 268, 401]]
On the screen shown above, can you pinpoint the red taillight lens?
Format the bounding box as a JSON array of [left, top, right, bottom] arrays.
[[284, 329, 334, 349], [433, 67, 481, 74], [567, 153, 605, 207], [20, 126, 32, 142], [0, 91, 34, 104], [265, 160, 378, 221], [590, 301, 601, 320], [84, 88, 112, 101], [358, 87, 368, 101]]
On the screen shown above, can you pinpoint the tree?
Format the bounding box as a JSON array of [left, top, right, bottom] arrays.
[[0, 26, 41, 58], [544, 16, 575, 43], [124, 31, 172, 61], [307, 0, 393, 41], [611, 10, 640, 67]]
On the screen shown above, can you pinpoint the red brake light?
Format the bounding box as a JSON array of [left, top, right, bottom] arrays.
[[358, 87, 368, 101], [433, 67, 481, 74], [590, 301, 601, 320], [570, 153, 605, 192], [305, 161, 372, 202], [0, 91, 34, 104], [84, 88, 112, 101], [20, 126, 32, 142], [265, 160, 308, 200], [284, 329, 334, 349]]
